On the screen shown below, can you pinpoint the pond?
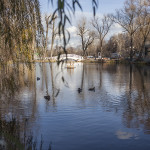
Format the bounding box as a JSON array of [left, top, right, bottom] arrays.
[[0, 63, 150, 150]]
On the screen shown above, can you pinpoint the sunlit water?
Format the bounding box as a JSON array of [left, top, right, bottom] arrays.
[[1, 63, 150, 150]]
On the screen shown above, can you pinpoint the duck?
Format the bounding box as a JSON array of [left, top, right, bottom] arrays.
[[78, 88, 82, 93], [44, 95, 50, 100], [88, 87, 95, 92], [37, 77, 40, 81]]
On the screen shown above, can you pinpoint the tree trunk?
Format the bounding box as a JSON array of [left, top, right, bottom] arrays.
[[45, 18, 49, 58], [50, 19, 56, 58], [100, 40, 103, 61], [130, 35, 133, 61], [138, 39, 146, 60]]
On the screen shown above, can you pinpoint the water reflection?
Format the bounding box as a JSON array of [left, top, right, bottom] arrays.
[[116, 130, 138, 140], [1, 63, 150, 149]]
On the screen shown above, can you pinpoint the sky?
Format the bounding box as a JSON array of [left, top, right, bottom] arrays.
[[39, 0, 125, 15], [39, 0, 126, 47]]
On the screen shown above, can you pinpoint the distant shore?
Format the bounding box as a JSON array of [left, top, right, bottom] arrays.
[[33, 58, 150, 65], [1, 58, 150, 66]]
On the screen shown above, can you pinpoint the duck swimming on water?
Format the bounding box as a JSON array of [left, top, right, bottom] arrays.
[[44, 95, 50, 100], [37, 77, 40, 81], [78, 88, 82, 93], [88, 87, 95, 92]]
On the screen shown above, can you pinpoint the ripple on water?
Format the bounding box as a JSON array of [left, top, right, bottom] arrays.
[[1, 63, 150, 150]]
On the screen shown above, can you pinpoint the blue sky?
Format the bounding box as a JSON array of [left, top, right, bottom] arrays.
[[39, 0, 126, 47], [39, 0, 125, 15]]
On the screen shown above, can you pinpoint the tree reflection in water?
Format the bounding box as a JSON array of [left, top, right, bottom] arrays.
[[122, 65, 150, 134], [0, 63, 54, 149], [1, 63, 150, 149]]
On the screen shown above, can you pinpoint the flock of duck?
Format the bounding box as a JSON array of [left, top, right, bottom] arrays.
[[37, 77, 95, 101], [78, 87, 95, 93]]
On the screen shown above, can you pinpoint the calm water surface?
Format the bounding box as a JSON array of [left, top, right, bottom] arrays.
[[1, 63, 150, 150]]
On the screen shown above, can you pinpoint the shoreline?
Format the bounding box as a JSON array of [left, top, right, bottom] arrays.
[[1, 59, 150, 66], [33, 59, 150, 65]]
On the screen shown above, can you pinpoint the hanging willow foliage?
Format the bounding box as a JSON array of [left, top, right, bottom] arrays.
[[0, 0, 43, 62]]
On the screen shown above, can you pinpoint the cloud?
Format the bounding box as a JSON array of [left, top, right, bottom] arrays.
[[116, 130, 139, 140], [112, 23, 123, 33], [65, 26, 79, 47], [67, 38, 80, 48], [67, 26, 77, 34], [67, 26, 78, 38], [106, 23, 123, 40]]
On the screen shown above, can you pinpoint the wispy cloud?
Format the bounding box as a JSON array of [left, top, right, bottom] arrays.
[[107, 23, 123, 38], [67, 26, 77, 36]]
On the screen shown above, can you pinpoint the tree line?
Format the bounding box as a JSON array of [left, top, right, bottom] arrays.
[[1, 0, 150, 63], [44, 0, 150, 62]]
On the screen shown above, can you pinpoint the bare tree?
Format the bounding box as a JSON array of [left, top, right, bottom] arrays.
[[77, 17, 95, 56], [44, 15, 51, 57], [50, 15, 58, 58], [87, 41, 97, 56], [135, 0, 150, 59], [92, 15, 112, 59], [44, 14, 58, 58], [111, 0, 142, 61]]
